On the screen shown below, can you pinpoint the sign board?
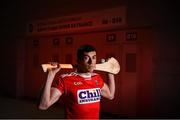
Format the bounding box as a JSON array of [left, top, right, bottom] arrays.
[[27, 6, 126, 35]]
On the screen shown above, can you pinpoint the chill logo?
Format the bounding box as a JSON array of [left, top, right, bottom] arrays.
[[77, 88, 101, 104]]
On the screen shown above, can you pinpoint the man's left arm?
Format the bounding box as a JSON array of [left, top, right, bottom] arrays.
[[101, 73, 115, 100]]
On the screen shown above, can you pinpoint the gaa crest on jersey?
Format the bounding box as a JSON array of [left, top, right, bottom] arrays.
[[95, 80, 99, 86], [77, 88, 101, 104]]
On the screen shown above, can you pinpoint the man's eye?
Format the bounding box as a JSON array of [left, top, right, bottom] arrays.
[[84, 56, 89, 61]]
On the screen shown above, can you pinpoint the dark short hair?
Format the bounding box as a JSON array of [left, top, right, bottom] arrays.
[[77, 44, 96, 61]]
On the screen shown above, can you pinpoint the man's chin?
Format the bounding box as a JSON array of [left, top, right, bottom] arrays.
[[87, 69, 94, 73]]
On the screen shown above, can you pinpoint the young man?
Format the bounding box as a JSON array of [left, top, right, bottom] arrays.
[[38, 44, 115, 119]]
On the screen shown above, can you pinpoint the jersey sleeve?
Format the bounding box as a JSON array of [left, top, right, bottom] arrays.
[[52, 76, 64, 94], [97, 75, 104, 88]]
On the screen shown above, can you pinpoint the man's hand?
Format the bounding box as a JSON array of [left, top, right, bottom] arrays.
[[47, 62, 61, 77]]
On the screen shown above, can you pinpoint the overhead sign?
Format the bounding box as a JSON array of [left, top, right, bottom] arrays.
[[27, 6, 126, 35]]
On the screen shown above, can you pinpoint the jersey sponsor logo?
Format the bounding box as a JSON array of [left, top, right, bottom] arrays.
[[77, 88, 101, 104]]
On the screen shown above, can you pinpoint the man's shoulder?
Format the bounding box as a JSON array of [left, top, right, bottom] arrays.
[[91, 73, 99, 76]]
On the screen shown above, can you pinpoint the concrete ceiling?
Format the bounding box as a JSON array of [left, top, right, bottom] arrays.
[[19, 0, 125, 20], [1, 0, 178, 38]]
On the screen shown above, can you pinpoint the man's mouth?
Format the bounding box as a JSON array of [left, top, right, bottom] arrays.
[[88, 65, 95, 68]]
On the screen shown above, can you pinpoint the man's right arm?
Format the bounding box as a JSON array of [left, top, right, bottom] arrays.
[[38, 67, 62, 110]]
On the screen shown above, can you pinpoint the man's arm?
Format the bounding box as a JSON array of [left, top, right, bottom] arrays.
[[101, 73, 115, 100], [38, 67, 62, 110]]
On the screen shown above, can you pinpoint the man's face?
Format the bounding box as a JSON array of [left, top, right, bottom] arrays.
[[78, 51, 97, 73]]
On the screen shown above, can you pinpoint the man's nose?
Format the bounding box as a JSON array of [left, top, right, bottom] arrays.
[[88, 58, 92, 64]]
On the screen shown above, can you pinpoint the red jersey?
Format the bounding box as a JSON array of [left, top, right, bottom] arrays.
[[52, 72, 104, 119]]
